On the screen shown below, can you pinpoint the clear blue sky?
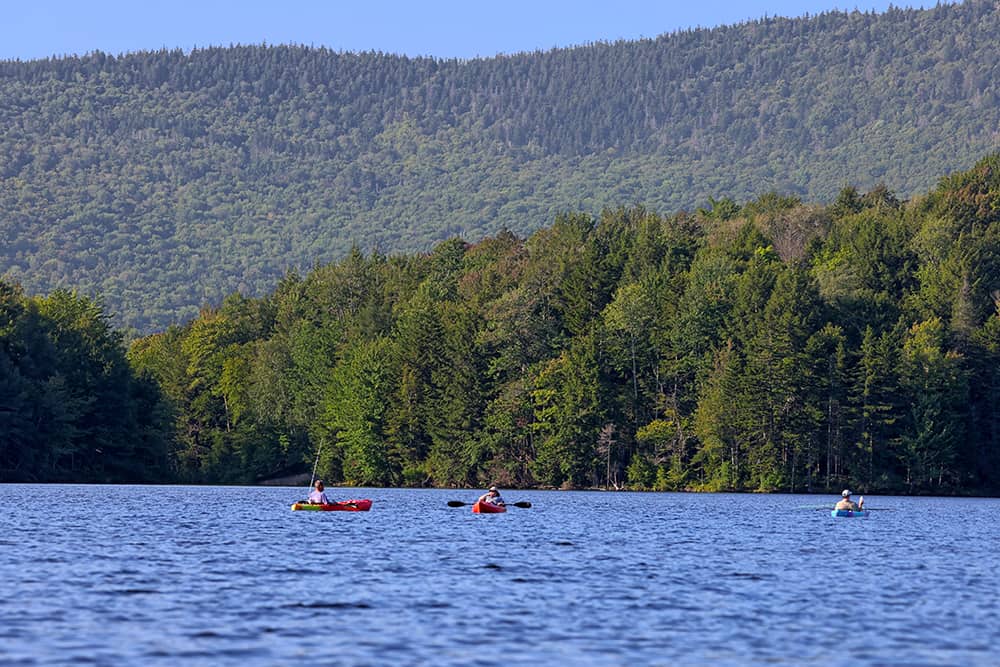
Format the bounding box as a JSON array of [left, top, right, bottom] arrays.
[[3, 0, 928, 62]]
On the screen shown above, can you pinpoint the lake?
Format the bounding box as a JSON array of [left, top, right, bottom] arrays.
[[1, 485, 997, 666]]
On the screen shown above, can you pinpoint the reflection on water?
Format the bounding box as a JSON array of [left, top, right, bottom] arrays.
[[1, 485, 998, 666]]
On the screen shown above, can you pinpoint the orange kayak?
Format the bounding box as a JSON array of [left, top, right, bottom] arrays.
[[291, 499, 372, 511], [472, 500, 507, 514]]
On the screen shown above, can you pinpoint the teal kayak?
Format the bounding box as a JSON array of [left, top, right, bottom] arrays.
[[831, 509, 868, 518]]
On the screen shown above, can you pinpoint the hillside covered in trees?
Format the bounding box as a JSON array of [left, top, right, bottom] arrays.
[[104, 155, 1000, 494], [2, 1, 999, 332]]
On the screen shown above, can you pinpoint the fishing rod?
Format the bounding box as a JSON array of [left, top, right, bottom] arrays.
[[308, 439, 323, 496]]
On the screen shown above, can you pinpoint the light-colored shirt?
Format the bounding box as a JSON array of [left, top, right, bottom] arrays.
[[479, 492, 505, 506], [308, 490, 330, 504]]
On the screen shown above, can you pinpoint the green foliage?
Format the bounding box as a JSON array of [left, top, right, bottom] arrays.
[[323, 337, 395, 486], [9, 153, 1000, 494], [4, 2, 1000, 333], [531, 331, 603, 488], [898, 318, 968, 490], [626, 453, 656, 490], [0, 282, 171, 481]]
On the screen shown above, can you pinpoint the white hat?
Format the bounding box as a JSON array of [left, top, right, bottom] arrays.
[[489, 486, 498, 492], [842, 489, 851, 497]]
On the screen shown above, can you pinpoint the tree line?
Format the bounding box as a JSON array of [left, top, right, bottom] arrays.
[[101, 155, 998, 493], [0, 283, 171, 481], [2, 1, 999, 332]]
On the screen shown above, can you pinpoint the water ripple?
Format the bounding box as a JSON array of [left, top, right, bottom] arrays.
[[1, 485, 999, 666]]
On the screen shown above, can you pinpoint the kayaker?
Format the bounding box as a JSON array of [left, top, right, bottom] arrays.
[[478, 486, 506, 507], [835, 489, 864, 511], [308, 480, 330, 504]]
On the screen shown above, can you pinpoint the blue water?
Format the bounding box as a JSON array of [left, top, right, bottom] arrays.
[[1, 486, 998, 666]]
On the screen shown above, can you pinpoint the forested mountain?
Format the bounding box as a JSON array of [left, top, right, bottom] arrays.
[[115, 156, 999, 494], [2, 1, 999, 332]]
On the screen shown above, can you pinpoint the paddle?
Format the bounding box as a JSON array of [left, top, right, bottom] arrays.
[[447, 500, 532, 508], [799, 495, 869, 511]]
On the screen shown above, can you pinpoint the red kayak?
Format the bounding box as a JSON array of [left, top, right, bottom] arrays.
[[472, 500, 507, 514], [291, 499, 372, 512]]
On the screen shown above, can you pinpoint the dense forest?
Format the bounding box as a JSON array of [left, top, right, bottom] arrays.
[[2, 155, 967, 493], [2, 1, 999, 332], [0, 283, 171, 481]]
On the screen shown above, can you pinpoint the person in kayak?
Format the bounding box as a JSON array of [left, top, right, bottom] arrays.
[[835, 489, 864, 511], [308, 480, 330, 505], [478, 486, 506, 507]]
